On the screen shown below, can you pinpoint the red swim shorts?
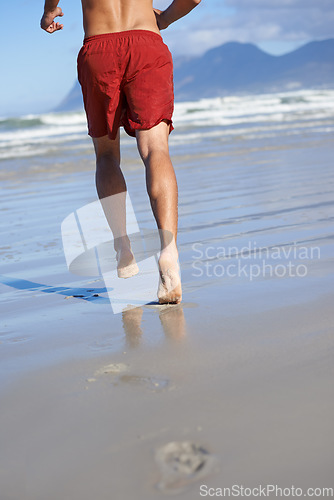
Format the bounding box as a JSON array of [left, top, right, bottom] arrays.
[[77, 30, 174, 140]]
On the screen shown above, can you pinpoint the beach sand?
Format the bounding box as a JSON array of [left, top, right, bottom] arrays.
[[1, 94, 334, 498]]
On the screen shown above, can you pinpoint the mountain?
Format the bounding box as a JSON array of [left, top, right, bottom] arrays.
[[56, 38, 334, 110], [56, 80, 83, 112], [173, 39, 334, 100]]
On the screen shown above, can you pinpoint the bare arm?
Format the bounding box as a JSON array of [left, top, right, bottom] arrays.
[[40, 0, 64, 33], [154, 0, 201, 30]]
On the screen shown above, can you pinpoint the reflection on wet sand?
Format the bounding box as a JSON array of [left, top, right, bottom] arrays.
[[158, 305, 187, 342], [122, 305, 187, 348], [122, 307, 144, 348]]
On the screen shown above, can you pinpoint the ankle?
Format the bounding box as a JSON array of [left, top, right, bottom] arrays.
[[114, 235, 131, 253], [159, 243, 179, 262]]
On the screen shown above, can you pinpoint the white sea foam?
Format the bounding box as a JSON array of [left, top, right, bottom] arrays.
[[1, 89, 334, 160], [40, 112, 87, 126]]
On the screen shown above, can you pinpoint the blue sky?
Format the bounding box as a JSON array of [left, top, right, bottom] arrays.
[[1, 0, 333, 116]]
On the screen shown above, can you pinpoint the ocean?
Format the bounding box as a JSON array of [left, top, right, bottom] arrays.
[[1, 88, 334, 169]]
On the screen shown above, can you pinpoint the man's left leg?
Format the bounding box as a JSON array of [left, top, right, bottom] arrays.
[[93, 132, 138, 278]]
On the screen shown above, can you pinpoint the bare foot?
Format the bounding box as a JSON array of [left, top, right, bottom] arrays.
[[116, 246, 139, 279], [158, 250, 182, 304]]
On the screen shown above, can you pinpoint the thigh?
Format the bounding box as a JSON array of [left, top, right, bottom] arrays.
[[135, 120, 170, 161], [93, 130, 121, 164]]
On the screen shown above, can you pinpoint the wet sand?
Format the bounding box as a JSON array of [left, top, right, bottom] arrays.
[[1, 126, 334, 498]]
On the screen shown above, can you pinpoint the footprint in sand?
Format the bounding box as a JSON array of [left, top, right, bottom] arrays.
[[95, 362, 129, 376], [155, 441, 217, 494], [88, 363, 169, 392], [87, 362, 129, 382]]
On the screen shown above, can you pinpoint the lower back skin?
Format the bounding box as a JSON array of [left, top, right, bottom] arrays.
[[81, 0, 160, 37]]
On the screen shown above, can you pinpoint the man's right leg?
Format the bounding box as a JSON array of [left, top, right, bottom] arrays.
[[136, 121, 182, 304], [93, 132, 138, 278]]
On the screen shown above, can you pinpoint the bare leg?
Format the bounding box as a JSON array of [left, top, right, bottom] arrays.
[[93, 133, 138, 278], [136, 121, 182, 304]]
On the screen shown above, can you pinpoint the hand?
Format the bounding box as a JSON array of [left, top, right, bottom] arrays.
[[153, 9, 169, 30], [40, 7, 64, 33]]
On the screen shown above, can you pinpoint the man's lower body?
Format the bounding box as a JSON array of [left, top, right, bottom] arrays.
[[77, 30, 181, 304]]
